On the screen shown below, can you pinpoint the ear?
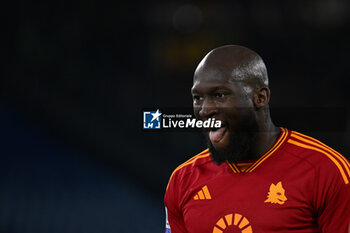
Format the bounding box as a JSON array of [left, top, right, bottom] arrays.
[[253, 86, 270, 109], [270, 183, 276, 191], [276, 182, 282, 189]]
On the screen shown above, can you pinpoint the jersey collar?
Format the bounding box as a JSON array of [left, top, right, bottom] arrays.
[[226, 127, 288, 173]]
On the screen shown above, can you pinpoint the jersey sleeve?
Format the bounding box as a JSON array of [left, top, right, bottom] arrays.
[[314, 156, 350, 233], [164, 170, 189, 233]]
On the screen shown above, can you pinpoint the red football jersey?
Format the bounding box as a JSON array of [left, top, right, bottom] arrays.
[[164, 128, 350, 233]]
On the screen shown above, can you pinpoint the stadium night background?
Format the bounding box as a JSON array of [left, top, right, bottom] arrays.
[[2, 1, 349, 232]]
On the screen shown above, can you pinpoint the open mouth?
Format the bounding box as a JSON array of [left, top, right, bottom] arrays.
[[209, 124, 228, 144]]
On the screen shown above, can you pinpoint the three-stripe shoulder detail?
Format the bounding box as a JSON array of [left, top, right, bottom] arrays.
[[166, 149, 210, 190], [287, 131, 350, 184]]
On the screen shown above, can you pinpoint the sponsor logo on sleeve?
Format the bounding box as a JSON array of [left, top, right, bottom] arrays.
[[165, 207, 171, 233]]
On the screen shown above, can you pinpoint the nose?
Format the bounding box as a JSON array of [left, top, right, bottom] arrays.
[[199, 98, 218, 119]]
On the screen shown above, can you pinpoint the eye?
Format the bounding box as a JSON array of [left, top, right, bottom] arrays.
[[193, 95, 203, 103], [214, 93, 226, 98]]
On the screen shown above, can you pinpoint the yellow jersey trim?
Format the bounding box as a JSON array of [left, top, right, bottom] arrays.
[[288, 132, 350, 184], [166, 149, 210, 190], [246, 127, 288, 172], [291, 131, 350, 175], [236, 162, 254, 172], [227, 162, 254, 173], [288, 139, 349, 184], [227, 161, 239, 173]]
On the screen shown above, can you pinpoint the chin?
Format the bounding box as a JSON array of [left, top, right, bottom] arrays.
[[206, 111, 259, 164], [206, 128, 256, 164]]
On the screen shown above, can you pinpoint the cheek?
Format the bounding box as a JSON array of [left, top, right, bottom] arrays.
[[230, 89, 255, 108], [223, 107, 239, 123], [193, 107, 200, 119], [225, 107, 253, 131]]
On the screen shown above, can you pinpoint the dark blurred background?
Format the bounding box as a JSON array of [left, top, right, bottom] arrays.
[[2, 1, 349, 232]]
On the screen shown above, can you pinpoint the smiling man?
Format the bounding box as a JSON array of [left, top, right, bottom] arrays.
[[164, 45, 350, 233]]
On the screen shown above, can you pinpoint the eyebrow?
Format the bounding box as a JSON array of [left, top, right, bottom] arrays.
[[191, 85, 231, 94]]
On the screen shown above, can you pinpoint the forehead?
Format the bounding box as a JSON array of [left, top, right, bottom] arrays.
[[192, 67, 236, 92]]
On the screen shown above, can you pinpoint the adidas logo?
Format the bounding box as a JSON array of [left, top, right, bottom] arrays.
[[194, 185, 212, 200]]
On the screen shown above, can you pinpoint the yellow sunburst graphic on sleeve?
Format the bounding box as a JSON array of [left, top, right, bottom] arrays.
[[212, 213, 253, 233], [264, 181, 287, 205]]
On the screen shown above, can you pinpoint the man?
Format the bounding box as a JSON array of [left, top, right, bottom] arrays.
[[164, 45, 350, 233]]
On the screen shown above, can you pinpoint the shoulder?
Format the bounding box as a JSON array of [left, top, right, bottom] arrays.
[[166, 149, 212, 190], [284, 130, 350, 185]]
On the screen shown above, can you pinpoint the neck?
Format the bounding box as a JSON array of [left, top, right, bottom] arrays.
[[248, 118, 280, 160]]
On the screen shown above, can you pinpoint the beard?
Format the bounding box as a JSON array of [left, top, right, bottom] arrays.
[[206, 112, 259, 165]]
